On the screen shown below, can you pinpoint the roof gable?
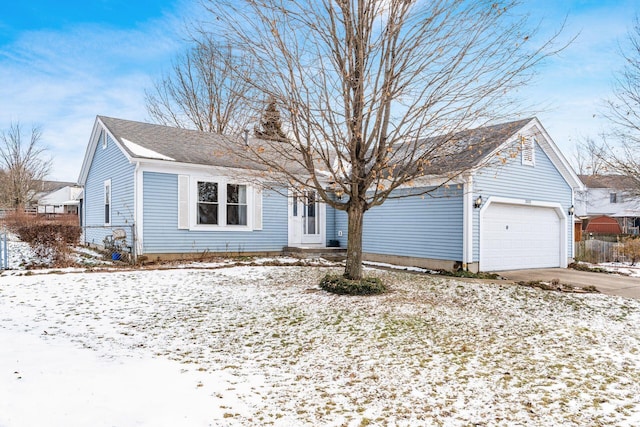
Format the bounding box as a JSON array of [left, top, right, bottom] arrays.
[[473, 117, 583, 190]]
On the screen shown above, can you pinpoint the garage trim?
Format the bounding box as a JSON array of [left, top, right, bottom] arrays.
[[479, 196, 568, 271]]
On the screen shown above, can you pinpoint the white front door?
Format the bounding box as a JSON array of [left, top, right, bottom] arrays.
[[288, 190, 324, 246]]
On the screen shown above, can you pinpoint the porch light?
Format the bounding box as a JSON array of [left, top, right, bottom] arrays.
[[568, 205, 575, 216], [474, 195, 483, 209]]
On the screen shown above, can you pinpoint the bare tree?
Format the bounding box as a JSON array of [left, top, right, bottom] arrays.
[[145, 36, 256, 135], [602, 16, 640, 196], [201, 0, 565, 280], [573, 136, 609, 176], [0, 122, 51, 209]]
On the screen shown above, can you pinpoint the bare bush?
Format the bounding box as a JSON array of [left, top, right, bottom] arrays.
[[4, 211, 81, 267], [622, 237, 640, 265]]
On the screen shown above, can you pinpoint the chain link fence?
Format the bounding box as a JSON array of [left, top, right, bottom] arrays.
[[81, 225, 136, 264]]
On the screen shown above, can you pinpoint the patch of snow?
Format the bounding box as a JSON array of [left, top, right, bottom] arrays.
[[597, 262, 640, 278], [364, 260, 438, 274], [0, 328, 249, 427], [5, 240, 37, 270], [121, 138, 175, 161]]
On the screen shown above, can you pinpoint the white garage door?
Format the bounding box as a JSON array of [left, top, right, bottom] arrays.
[[481, 203, 561, 271]]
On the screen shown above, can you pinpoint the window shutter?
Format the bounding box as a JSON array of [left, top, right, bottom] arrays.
[[253, 186, 263, 230], [178, 175, 189, 229]]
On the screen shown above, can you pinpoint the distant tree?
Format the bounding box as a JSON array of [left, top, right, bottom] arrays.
[[573, 136, 609, 175], [602, 16, 640, 196], [200, 0, 566, 280], [254, 98, 288, 142], [0, 122, 51, 209], [145, 36, 255, 135]]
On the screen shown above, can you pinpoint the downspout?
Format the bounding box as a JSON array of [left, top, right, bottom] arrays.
[[133, 161, 141, 263], [570, 187, 576, 260], [463, 174, 474, 270]]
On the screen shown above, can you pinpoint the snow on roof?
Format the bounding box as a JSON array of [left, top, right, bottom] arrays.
[[121, 137, 175, 161]]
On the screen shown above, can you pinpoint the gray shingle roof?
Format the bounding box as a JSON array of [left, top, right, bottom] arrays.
[[98, 116, 532, 174], [98, 116, 268, 171], [424, 118, 533, 173], [578, 174, 636, 190]]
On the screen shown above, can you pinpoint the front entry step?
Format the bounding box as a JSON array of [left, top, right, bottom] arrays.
[[283, 246, 346, 262]]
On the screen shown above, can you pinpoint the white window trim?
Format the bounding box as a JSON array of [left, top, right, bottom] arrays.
[[100, 130, 107, 149], [189, 176, 255, 231], [104, 179, 112, 226], [521, 136, 536, 166]]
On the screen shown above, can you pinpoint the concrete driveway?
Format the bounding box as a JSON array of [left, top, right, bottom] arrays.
[[498, 268, 640, 299]]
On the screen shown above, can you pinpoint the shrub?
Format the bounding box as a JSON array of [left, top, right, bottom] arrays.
[[3, 211, 81, 266], [622, 237, 640, 265], [319, 274, 387, 295], [434, 269, 500, 280], [568, 262, 609, 274]]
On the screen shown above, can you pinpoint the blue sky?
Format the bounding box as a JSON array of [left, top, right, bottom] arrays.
[[0, 0, 637, 182]]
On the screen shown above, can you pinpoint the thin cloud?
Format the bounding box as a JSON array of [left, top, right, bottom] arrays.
[[0, 11, 189, 181]]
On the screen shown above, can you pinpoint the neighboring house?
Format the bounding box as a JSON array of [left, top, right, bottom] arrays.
[[576, 174, 640, 235], [37, 184, 82, 214], [78, 115, 582, 271], [28, 180, 77, 211]]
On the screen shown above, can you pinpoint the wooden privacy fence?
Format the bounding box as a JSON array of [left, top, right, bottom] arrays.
[[575, 239, 626, 264]]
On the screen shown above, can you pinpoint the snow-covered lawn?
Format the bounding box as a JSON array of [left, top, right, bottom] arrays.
[[1, 264, 639, 426], [595, 262, 640, 278]]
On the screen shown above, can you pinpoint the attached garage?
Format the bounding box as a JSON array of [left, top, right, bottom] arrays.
[[480, 202, 565, 271]]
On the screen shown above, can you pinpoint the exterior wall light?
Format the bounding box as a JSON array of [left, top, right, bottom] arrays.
[[474, 195, 483, 209], [568, 205, 575, 216]]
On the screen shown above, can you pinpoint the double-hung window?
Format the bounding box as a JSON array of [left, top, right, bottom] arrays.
[[185, 177, 255, 230], [226, 184, 247, 226], [104, 179, 111, 225], [197, 182, 219, 225]]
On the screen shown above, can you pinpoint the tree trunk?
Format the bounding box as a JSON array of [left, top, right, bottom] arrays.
[[344, 202, 365, 280]]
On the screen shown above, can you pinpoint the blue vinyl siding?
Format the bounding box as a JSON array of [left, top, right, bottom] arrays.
[[472, 141, 573, 262], [325, 204, 337, 244], [83, 134, 135, 246], [142, 172, 287, 254], [334, 205, 348, 248], [334, 187, 464, 261]]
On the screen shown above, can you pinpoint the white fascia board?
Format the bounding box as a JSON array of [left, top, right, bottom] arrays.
[[78, 118, 103, 185], [411, 174, 466, 188], [136, 159, 286, 187]]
